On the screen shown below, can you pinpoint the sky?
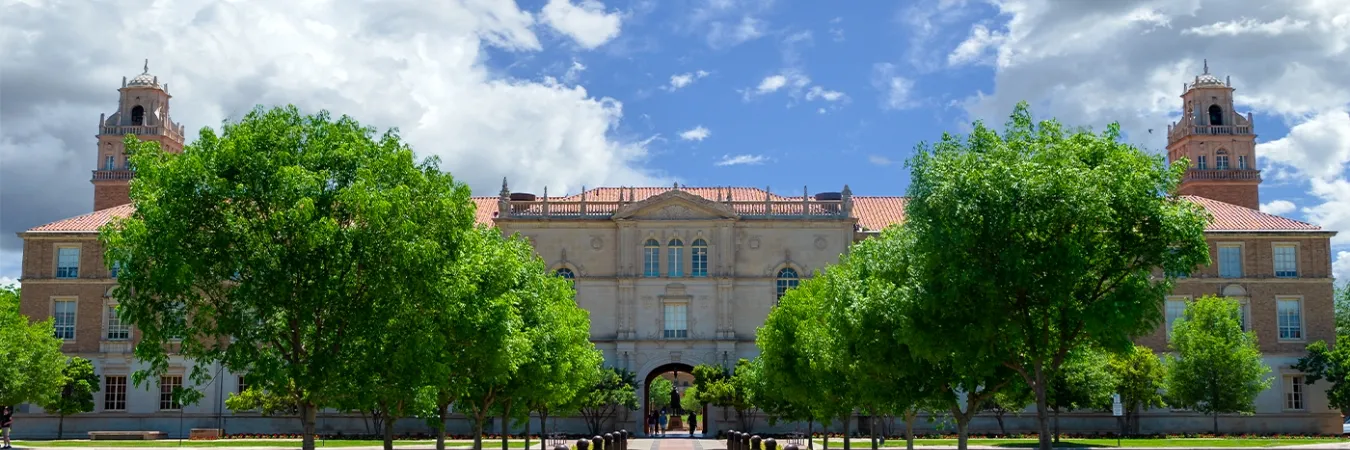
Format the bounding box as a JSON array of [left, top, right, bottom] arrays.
[[1, 0, 1348, 286]]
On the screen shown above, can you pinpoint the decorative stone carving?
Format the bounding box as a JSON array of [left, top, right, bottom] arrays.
[[814, 236, 827, 250], [748, 237, 761, 250], [591, 236, 604, 250]]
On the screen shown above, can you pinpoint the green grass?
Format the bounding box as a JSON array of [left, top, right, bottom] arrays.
[[12, 439, 546, 448], [811, 437, 1349, 448]]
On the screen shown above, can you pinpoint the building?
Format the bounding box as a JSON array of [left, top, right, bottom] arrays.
[[13, 62, 1340, 438]]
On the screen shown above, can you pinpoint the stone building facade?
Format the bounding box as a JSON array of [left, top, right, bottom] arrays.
[[11, 63, 1341, 438]]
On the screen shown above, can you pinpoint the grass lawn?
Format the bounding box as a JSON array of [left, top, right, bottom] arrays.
[[12, 439, 546, 448], [811, 437, 1349, 448]]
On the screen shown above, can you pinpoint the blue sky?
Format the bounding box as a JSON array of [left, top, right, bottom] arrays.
[[1, 0, 1348, 283]]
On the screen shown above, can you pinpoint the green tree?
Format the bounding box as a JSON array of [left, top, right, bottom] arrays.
[[1165, 296, 1271, 434], [680, 386, 702, 415], [1335, 286, 1350, 337], [693, 360, 759, 432], [572, 367, 638, 436], [41, 357, 100, 439], [1293, 339, 1350, 414], [1110, 344, 1167, 435], [0, 284, 66, 408], [100, 105, 478, 450], [649, 377, 674, 411], [1045, 347, 1118, 442], [900, 102, 1210, 450]]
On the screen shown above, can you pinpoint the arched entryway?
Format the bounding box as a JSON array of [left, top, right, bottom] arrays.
[[643, 362, 708, 438]]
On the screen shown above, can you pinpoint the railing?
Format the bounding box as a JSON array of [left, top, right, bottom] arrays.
[[91, 169, 134, 181], [101, 125, 184, 142], [100, 340, 133, 354], [503, 200, 849, 219], [1183, 169, 1262, 181], [1191, 125, 1250, 135]]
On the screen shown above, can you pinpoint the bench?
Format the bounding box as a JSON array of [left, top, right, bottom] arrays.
[[190, 429, 223, 440], [88, 431, 168, 440]]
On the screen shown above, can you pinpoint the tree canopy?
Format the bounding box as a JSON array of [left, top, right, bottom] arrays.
[[1165, 296, 1271, 434], [1110, 344, 1168, 435], [42, 357, 101, 439], [0, 284, 66, 408]]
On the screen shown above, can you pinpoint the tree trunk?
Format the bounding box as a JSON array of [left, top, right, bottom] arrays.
[[904, 410, 915, 450], [1032, 362, 1051, 450], [1213, 412, 1219, 435], [524, 411, 532, 450], [995, 411, 1006, 436], [501, 406, 512, 450], [955, 417, 969, 450], [870, 415, 878, 450], [473, 411, 487, 450], [842, 413, 851, 450], [539, 409, 549, 449], [58, 412, 66, 439], [823, 432, 829, 450], [808, 419, 814, 450], [436, 402, 450, 450], [1052, 407, 1060, 443], [301, 402, 318, 450], [383, 411, 396, 450]]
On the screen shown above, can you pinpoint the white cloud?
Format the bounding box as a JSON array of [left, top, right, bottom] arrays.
[[948, 23, 1006, 67], [745, 71, 810, 100], [868, 155, 895, 166], [679, 126, 711, 141], [757, 75, 789, 93], [872, 63, 918, 110], [1182, 16, 1311, 37], [715, 154, 768, 166], [829, 17, 845, 42], [1259, 200, 1297, 216], [563, 59, 587, 84], [1258, 111, 1350, 182], [707, 16, 765, 48], [0, 276, 15, 289], [688, 0, 774, 48], [665, 70, 711, 91], [541, 0, 623, 49], [806, 86, 846, 102], [1334, 251, 1350, 286], [0, 0, 672, 281], [1305, 178, 1350, 245]]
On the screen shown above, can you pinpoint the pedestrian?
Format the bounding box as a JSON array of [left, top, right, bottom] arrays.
[[1, 405, 13, 449], [658, 411, 667, 436], [688, 413, 697, 435]]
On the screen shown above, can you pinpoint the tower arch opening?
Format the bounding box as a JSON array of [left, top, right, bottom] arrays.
[[1208, 104, 1223, 126], [131, 105, 145, 126]]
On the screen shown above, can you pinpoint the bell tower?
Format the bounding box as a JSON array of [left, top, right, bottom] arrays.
[[91, 60, 187, 211], [1166, 60, 1261, 209]]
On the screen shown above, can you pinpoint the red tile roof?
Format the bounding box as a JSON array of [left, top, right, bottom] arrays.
[[24, 189, 1325, 234]]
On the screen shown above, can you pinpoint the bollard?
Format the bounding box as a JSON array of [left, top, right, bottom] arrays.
[[604, 433, 615, 450], [731, 431, 741, 450], [785, 445, 800, 450], [765, 438, 777, 450], [617, 431, 626, 450], [592, 435, 603, 450], [577, 439, 591, 450], [742, 433, 751, 450], [556, 446, 570, 450], [752, 435, 762, 450]]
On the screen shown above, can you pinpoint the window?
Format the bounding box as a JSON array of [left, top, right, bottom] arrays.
[[667, 239, 684, 277], [1216, 155, 1230, 170], [238, 376, 248, 394], [1238, 155, 1248, 170], [104, 376, 127, 411], [131, 105, 145, 126], [663, 303, 688, 338], [1274, 245, 1297, 277], [776, 268, 800, 302], [1218, 245, 1242, 278], [1165, 298, 1187, 340], [104, 155, 115, 170], [1284, 375, 1305, 410], [643, 239, 660, 277], [1278, 297, 1303, 341], [1208, 104, 1223, 126], [691, 239, 708, 277], [54, 299, 77, 340], [1197, 156, 1208, 170], [56, 246, 81, 278], [110, 260, 122, 278], [1237, 300, 1250, 332], [159, 375, 183, 410], [106, 304, 129, 340], [555, 268, 576, 280]]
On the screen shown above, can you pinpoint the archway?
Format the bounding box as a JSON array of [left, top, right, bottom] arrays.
[[643, 363, 708, 438]]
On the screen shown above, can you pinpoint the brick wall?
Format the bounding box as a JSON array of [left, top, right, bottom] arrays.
[[1179, 182, 1259, 210], [93, 183, 130, 211]]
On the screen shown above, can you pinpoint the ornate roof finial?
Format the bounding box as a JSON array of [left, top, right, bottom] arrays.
[[1203, 58, 1209, 75], [673, 181, 680, 190], [500, 177, 510, 197], [143, 59, 150, 74]]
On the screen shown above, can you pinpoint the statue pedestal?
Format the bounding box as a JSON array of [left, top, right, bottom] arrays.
[[668, 415, 683, 429]]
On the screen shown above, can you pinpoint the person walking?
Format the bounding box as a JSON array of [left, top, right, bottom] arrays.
[[658, 411, 667, 436], [688, 413, 698, 436], [1, 405, 13, 449]]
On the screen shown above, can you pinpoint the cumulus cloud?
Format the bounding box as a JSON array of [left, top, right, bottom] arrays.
[[806, 86, 847, 102], [679, 126, 711, 141], [1334, 251, 1350, 286], [1258, 111, 1350, 182], [868, 155, 895, 166], [1259, 200, 1297, 216], [665, 70, 711, 91], [687, 0, 774, 49], [715, 154, 768, 166], [872, 63, 918, 110], [0, 0, 671, 281], [540, 0, 623, 49]]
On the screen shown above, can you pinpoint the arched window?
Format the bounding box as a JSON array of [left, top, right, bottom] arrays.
[[691, 239, 708, 277], [776, 268, 800, 301], [131, 105, 145, 126], [555, 268, 576, 280], [1208, 105, 1223, 126], [667, 239, 685, 277], [1215, 149, 1230, 170], [643, 239, 661, 277]]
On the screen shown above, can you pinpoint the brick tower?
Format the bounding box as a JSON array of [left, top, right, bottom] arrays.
[[91, 60, 186, 211], [1166, 60, 1261, 209]]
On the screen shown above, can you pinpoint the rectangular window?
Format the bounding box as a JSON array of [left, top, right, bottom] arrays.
[[1239, 300, 1250, 332], [110, 261, 121, 278], [238, 376, 248, 394], [1278, 297, 1304, 341], [104, 156, 116, 171], [1197, 156, 1208, 170], [1218, 245, 1242, 278], [1284, 375, 1305, 410], [1165, 298, 1187, 340], [106, 304, 130, 340], [663, 303, 688, 339], [56, 246, 81, 278], [104, 376, 127, 411], [691, 245, 708, 278], [54, 299, 77, 340], [1274, 245, 1298, 277], [667, 246, 684, 277], [1238, 155, 1248, 170], [1216, 155, 1230, 170], [643, 245, 660, 278], [160, 375, 183, 410]]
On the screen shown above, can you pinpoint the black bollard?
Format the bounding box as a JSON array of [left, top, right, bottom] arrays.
[[765, 438, 777, 450], [556, 446, 569, 450], [577, 439, 591, 450], [593, 435, 603, 450], [604, 433, 615, 450], [742, 433, 751, 450], [731, 431, 741, 450], [617, 431, 626, 450], [785, 445, 800, 450], [752, 435, 762, 450]]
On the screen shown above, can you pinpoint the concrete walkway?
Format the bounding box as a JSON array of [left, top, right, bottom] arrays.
[[13, 439, 1350, 450]]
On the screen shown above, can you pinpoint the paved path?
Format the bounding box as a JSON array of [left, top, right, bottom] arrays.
[[13, 439, 1350, 450]]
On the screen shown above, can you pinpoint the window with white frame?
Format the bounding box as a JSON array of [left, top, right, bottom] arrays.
[[1277, 297, 1304, 341], [110, 260, 122, 278], [56, 246, 81, 278], [1165, 297, 1187, 340], [1197, 155, 1208, 170], [663, 303, 688, 338], [1273, 245, 1298, 278], [667, 239, 684, 277], [643, 239, 660, 277], [159, 375, 183, 410], [104, 375, 127, 411], [104, 156, 116, 171], [1237, 299, 1250, 332], [776, 268, 800, 302], [555, 268, 576, 280], [106, 304, 129, 340], [1216, 154, 1230, 170], [1218, 245, 1242, 278], [54, 299, 77, 340], [1284, 375, 1305, 410], [1238, 155, 1248, 170], [238, 376, 249, 394], [691, 239, 708, 277]]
